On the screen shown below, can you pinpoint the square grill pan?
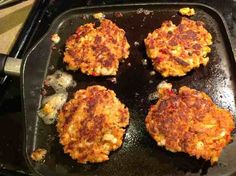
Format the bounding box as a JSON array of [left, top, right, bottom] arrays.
[[22, 3, 236, 176]]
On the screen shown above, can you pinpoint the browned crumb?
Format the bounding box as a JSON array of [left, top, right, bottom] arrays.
[[93, 12, 105, 20], [107, 77, 117, 84], [179, 7, 196, 16], [114, 12, 123, 18], [51, 34, 60, 44], [31, 148, 47, 162]]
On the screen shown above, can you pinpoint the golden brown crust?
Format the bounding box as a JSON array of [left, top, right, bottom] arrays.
[[64, 19, 130, 76], [145, 86, 235, 164], [31, 148, 47, 162], [144, 17, 212, 77], [179, 7, 196, 16], [57, 85, 130, 163]]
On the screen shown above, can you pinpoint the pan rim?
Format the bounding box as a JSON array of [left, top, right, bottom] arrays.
[[21, 2, 236, 176]]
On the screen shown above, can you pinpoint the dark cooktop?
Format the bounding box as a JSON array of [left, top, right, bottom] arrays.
[[0, 0, 235, 175]]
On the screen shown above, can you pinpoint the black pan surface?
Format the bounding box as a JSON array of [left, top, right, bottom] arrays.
[[22, 3, 236, 176]]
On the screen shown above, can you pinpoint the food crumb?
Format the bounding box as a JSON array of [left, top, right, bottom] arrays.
[[93, 12, 105, 20], [143, 9, 153, 15], [114, 12, 123, 18], [141, 59, 148, 66], [136, 8, 144, 14], [82, 14, 89, 20], [149, 80, 154, 84], [136, 8, 153, 15], [134, 41, 140, 46], [156, 81, 173, 96], [31, 148, 47, 162], [107, 77, 117, 84], [127, 62, 131, 67], [172, 14, 177, 18], [51, 34, 60, 44], [148, 91, 158, 101], [150, 71, 156, 76], [48, 65, 55, 71], [179, 7, 195, 16]]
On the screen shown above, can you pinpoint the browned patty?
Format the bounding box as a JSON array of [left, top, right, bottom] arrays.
[[57, 85, 130, 163], [145, 83, 235, 164], [64, 19, 130, 76], [144, 17, 212, 77]]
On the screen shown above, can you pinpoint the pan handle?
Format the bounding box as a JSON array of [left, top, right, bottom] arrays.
[[0, 53, 22, 76]]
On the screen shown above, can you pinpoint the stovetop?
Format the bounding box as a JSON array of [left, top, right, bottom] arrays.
[[0, 0, 235, 175]]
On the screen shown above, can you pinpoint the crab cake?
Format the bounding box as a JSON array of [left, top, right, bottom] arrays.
[[64, 19, 130, 76], [57, 85, 130, 163], [144, 17, 212, 77], [145, 83, 235, 164]]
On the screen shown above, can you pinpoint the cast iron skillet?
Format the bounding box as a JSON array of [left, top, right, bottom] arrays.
[[0, 2, 236, 176]]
